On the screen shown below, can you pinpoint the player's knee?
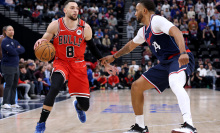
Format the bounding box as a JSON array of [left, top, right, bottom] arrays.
[[131, 81, 138, 92], [76, 97, 90, 111]]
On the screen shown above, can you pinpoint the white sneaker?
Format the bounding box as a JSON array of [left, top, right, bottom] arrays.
[[2, 104, 11, 109], [172, 122, 197, 133], [24, 94, 31, 100], [11, 104, 22, 109]]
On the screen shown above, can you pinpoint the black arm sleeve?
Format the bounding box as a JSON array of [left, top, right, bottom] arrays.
[[86, 39, 103, 60]]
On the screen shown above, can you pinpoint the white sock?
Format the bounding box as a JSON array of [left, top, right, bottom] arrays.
[[0, 97, 2, 104], [169, 71, 193, 127], [135, 115, 145, 128]]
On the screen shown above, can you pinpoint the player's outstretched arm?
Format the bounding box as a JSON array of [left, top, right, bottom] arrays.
[[34, 20, 58, 49], [100, 40, 140, 65], [84, 23, 118, 75]]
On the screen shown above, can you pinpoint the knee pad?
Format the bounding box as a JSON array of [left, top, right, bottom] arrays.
[[76, 97, 90, 111], [44, 72, 65, 106]]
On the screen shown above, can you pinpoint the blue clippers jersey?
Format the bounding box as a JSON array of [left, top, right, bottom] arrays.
[[144, 15, 189, 64]]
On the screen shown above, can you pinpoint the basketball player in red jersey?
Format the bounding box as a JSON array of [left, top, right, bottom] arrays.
[[34, 1, 117, 132]]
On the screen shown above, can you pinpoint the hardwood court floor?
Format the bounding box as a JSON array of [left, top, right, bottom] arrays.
[[0, 89, 220, 133]]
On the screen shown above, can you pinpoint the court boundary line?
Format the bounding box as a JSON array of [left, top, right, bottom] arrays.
[[0, 97, 73, 121], [90, 120, 220, 133]]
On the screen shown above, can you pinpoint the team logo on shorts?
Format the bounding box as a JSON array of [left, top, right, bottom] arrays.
[[77, 30, 82, 35]]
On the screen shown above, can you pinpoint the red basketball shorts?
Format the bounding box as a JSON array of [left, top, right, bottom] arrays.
[[53, 59, 90, 98]]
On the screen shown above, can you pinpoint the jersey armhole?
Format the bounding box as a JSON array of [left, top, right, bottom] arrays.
[[82, 21, 85, 39], [150, 16, 164, 35], [54, 19, 60, 38]]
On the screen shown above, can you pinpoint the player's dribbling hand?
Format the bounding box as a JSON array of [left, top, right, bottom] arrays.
[[34, 39, 48, 50], [178, 54, 189, 68], [104, 63, 119, 75], [100, 55, 115, 65]]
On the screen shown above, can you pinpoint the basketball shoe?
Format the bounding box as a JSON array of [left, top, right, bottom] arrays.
[[172, 122, 197, 133], [73, 100, 86, 123], [124, 124, 149, 133], [34, 122, 45, 133]]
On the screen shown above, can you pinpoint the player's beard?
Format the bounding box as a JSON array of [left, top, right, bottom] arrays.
[[137, 13, 143, 23], [68, 14, 78, 21]]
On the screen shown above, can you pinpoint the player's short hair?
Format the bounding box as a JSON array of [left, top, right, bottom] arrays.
[[64, 0, 77, 8], [139, 0, 156, 12]]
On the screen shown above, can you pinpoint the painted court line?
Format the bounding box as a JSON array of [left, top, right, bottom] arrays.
[[0, 97, 72, 121], [90, 120, 220, 133]]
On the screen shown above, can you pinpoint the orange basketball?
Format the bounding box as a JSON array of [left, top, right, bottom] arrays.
[[35, 42, 56, 62]]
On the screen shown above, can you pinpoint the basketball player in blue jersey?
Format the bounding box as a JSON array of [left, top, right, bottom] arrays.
[[101, 0, 197, 133]]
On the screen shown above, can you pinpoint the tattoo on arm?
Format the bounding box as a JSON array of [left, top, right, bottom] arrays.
[[115, 41, 132, 58]]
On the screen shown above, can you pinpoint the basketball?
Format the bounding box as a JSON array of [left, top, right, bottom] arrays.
[[35, 41, 55, 62]]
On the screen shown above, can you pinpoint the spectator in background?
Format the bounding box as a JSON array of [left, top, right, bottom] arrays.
[[93, 34, 102, 46], [115, 3, 123, 19], [180, 20, 188, 32], [203, 25, 215, 47], [111, 47, 118, 55], [155, 5, 162, 15], [1, 25, 25, 109], [197, 64, 207, 77], [187, 8, 195, 19], [188, 16, 198, 31], [90, 3, 99, 13], [164, 8, 171, 18], [191, 71, 204, 88], [128, 66, 135, 77], [206, 65, 219, 89], [100, 16, 108, 28], [199, 18, 207, 32], [5, 0, 15, 11], [207, 6, 215, 17], [108, 73, 119, 90], [97, 73, 107, 89], [127, 22, 134, 40], [99, 4, 107, 14], [102, 35, 111, 49], [173, 11, 181, 20], [181, 13, 188, 24], [126, 9, 134, 23], [26, 63, 41, 96], [108, 15, 118, 28], [123, 62, 129, 74], [116, 0, 124, 8], [95, 28, 104, 39], [142, 46, 152, 65], [129, 60, 139, 72], [124, 74, 134, 89], [171, 5, 180, 18], [112, 34, 120, 50], [173, 19, 180, 28], [198, 8, 206, 19], [36, 2, 44, 14], [53, 3, 59, 13], [207, 0, 214, 10], [214, 9, 220, 20], [18, 65, 31, 100], [118, 68, 126, 88], [130, 2, 136, 13], [195, 0, 204, 14], [162, 1, 170, 12], [208, 15, 220, 44], [32, 9, 43, 26], [189, 26, 198, 49], [52, 15, 58, 22], [19, 64, 38, 99], [134, 66, 142, 80]]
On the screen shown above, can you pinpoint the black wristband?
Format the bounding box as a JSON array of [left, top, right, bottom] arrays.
[[180, 51, 187, 55]]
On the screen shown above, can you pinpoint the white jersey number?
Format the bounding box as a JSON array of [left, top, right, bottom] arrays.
[[152, 41, 161, 52]]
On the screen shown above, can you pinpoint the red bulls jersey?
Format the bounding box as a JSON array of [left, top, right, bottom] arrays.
[[53, 18, 86, 61]]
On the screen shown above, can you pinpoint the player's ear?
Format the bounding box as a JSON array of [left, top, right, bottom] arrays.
[[63, 7, 66, 13]]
